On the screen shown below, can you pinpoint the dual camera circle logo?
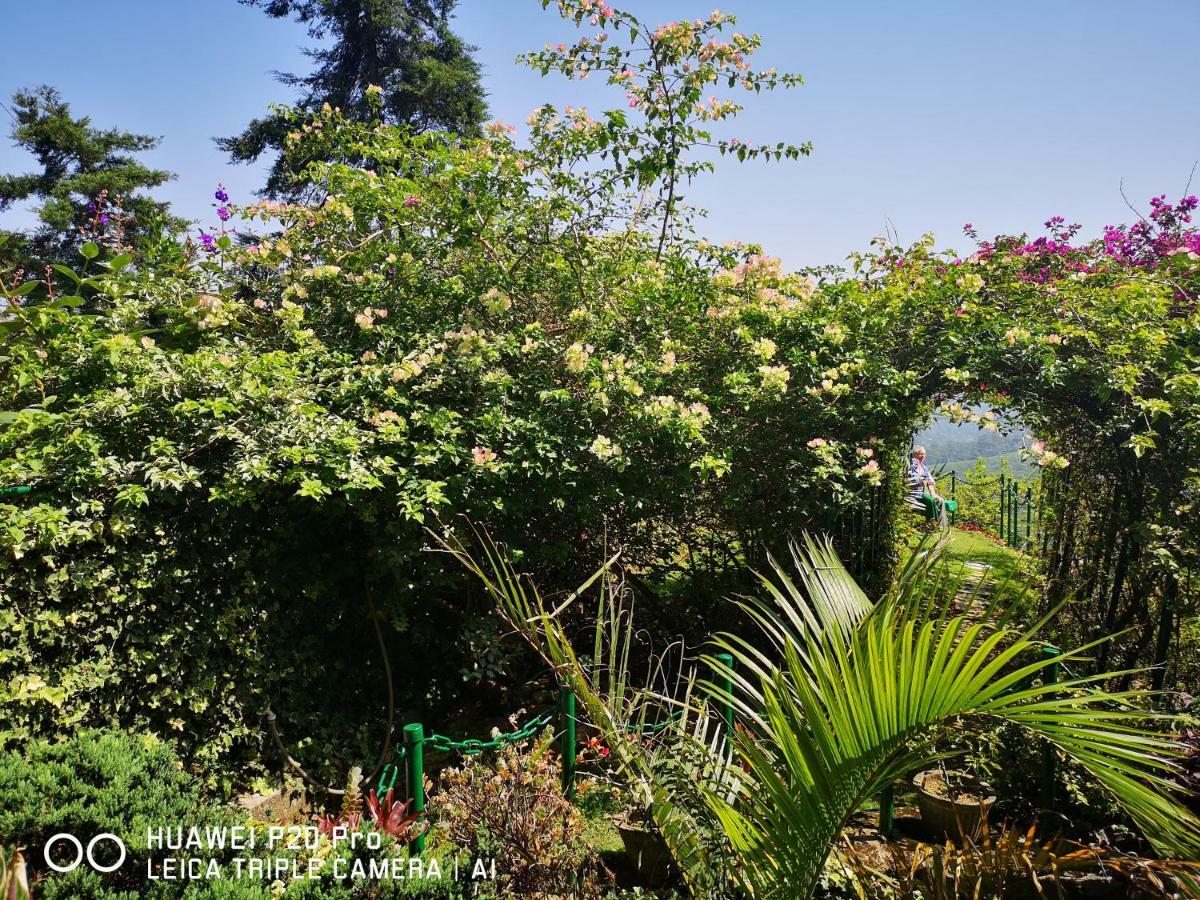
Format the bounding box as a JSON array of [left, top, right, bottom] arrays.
[[43, 833, 127, 873]]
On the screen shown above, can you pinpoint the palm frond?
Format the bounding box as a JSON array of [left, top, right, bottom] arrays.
[[439, 524, 1200, 898]]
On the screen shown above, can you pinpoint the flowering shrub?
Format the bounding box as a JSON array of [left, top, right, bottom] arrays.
[[0, 2, 915, 776], [434, 732, 609, 896], [855, 198, 1200, 680], [0, 0, 1196, 780]]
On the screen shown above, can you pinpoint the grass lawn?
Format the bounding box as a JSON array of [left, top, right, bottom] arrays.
[[939, 526, 1035, 584], [902, 524, 1044, 626]]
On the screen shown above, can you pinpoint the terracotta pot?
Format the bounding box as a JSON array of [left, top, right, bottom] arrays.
[[912, 769, 996, 840], [615, 817, 674, 887]]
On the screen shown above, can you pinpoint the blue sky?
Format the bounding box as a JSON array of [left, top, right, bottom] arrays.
[[1, 0, 1197, 268]]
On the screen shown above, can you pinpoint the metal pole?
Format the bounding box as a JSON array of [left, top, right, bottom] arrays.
[[1025, 487, 1033, 547], [560, 686, 576, 800], [1040, 648, 1060, 811], [999, 474, 1006, 539], [878, 785, 894, 837], [404, 723, 426, 855], [1010, 484, 1018, 547], [1008, 487, 1017, 549], [716, 652, 735, 735]]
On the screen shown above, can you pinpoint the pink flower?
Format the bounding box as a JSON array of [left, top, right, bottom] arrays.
[[472, 446, 497, 466], [403, 196, 422, 208]]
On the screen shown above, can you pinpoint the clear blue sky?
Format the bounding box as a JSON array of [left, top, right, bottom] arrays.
[[2, 0, 1197, 268]]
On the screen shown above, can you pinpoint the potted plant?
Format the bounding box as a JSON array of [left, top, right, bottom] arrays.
[[913, 769, 996, 840], [615, 807, 675, 887]]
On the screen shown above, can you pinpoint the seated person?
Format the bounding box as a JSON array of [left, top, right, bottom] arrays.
[[907, 446, 956, 524]]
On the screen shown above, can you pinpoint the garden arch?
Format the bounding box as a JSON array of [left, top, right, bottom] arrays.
[[841, 236, 1200, 692]]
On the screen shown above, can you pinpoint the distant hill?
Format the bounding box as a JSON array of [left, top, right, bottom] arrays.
[[912, 415, 1034, 477]]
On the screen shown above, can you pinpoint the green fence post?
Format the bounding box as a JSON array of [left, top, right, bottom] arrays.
[[1009, 484, 1018, 547], [878, 785, 894, 837], [1010, 484, 1016, 545], [1025, 487, 1033, 546], [999, 474, 1006, 539], [560, 685, 576, 801], [1040, 648, 1060, 811], [716, 652, 735, 735], [404, 723, 426, 855]]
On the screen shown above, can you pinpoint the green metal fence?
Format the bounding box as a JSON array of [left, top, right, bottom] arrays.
[[939, 470, 1041, 549], [370, 648, 1063, 849], [382, 654, 737, 854]]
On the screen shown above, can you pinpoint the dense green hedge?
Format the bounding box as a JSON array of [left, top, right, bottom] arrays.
[[1, 1, 1196, 786], [0, 115, 920, 779], [0, 730, 238, 898], [0, 730, 479, 898]]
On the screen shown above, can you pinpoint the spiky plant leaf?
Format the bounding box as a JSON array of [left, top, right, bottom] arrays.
[[439, 526, 1200, 898]]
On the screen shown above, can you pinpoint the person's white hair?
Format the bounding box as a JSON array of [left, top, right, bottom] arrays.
[[912, 446, 926, 457]]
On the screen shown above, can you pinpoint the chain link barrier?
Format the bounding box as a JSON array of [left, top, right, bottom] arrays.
[[374, 658, 740, 842], [376, 708, 556, 795], [374, 703, 691, 796]]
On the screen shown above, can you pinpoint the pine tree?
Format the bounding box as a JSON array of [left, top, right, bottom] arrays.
[[219, 0, 487, 201], [0, 86, 183, 268]]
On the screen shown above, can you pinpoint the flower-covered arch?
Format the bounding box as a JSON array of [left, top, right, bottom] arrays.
[[846, 196, 1200, 685]]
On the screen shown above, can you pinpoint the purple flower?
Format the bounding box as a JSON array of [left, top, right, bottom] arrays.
[[98, 213, 110, 226], [215, 184, 230, 204], [199, 231, 216, 252], [217, 206, 231, 222]]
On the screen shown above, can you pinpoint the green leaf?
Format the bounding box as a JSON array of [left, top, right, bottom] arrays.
[[50, 264, 82, 285], [80, 242, 100, 260]]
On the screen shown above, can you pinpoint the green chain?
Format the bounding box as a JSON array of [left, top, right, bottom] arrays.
[[374, 704, 684, 795], [423, 709, 556, 755]]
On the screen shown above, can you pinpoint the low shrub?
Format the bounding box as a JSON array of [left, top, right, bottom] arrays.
[[0, 729, 242, 898], [0, 731, 481, 898], [434, 730, 610, 897]]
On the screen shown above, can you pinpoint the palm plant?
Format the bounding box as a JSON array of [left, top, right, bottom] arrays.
[[438, 527, 1200, 897]]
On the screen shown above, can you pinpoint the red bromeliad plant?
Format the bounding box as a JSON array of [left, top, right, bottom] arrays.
[[315, 787, 421, 843], [365, 788, 422, 841]]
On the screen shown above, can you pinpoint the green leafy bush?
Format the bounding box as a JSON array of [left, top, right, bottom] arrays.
[[0, 0, 1196, 787], [435, 731, 609, 897], [0, 730, 241, 898], [0, 2, 910, 779]]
